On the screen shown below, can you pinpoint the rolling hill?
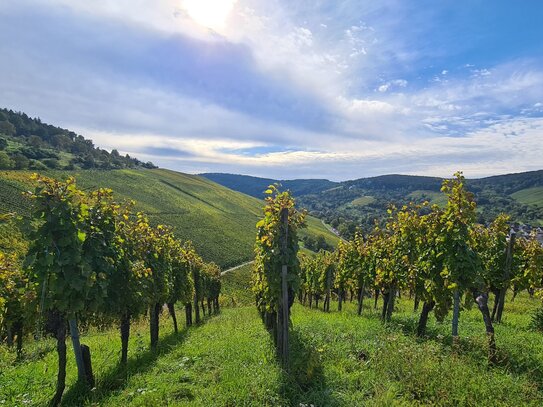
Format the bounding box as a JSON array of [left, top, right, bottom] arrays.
[[202, 170, 543, 237], [0, 169, 339, 268], [200, 173, 338, 198]]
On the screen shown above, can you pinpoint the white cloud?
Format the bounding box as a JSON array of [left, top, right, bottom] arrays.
[[377, 79, 407, 92]]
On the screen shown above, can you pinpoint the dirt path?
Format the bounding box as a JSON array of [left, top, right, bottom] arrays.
[[221, 260, 254, 276]]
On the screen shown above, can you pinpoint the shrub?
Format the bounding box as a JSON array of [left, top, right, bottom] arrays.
[[529, 306, 543, 332]]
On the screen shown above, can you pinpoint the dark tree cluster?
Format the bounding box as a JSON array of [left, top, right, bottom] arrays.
[[0, 108, 156, 171]]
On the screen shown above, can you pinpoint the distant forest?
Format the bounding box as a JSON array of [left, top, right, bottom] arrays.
[[203, 172, 543, 238], [0, 108, 156, 171]]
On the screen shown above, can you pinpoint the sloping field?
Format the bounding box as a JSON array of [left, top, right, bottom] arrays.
[[0, 169, 338, 267], [350, 196, 376, 206], [511, 187, 543, 207], [407, 190, 448, 207]]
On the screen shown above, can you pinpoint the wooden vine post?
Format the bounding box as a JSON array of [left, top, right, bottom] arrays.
[[495, 229, 515, 323], [252, 186, 305, 367], [279, 207, 289, 366]]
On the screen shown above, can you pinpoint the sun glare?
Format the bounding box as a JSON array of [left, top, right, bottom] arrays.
[[182, 0, 236, 30]]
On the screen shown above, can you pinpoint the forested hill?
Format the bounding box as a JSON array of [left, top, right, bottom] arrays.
[[202, 170, 543, 236], [0, 108, 156, 170], [201, 173, 338, 198]]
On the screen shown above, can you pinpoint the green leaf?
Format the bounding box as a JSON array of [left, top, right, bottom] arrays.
[[77, 230, 87, 243]]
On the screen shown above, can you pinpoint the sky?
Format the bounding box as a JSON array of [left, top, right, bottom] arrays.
[[0, 0, 542, 181]]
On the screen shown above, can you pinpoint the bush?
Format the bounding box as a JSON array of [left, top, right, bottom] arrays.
[[0, 151, 14, 169], [42, 158, 60, 169], [529, 307, 543, 332], [28, 159, 48, 170]]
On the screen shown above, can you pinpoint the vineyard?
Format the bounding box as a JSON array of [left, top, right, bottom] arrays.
[[0, 169, 338, 268], [1, 270, 542, 405], [1, 174, 225, 405], [296, 174, 543, 362], [1, 172, 543, 406]]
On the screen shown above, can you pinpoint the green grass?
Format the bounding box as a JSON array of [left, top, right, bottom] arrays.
[[408, 190, 448, 207], [220, 263, 254, 307], [350, 196, 376, 207], [0, 169, 337, 267], [511, 187, 543, 207], [2, 264, 542, 406]]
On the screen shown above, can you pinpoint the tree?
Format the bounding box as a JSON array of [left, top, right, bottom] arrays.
[[0, 151, 14, 169], [519, 234, 543, 297], [12, 154, 30, 169], [0, 137, 7, 150], [136, 217, 174, 349], [0, 120, 16, 136], [0, 213, 33, 355], [82, 191, 149, 365], [0, 251, 34, 358], [202, 261, 221, 314], [410, 206, 451, 336], [335, 240, 356, 312], [167, 240, 194, 333], [472, 214, 514, 323]]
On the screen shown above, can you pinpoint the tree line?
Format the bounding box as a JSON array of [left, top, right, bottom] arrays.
[[298, 173, 543, 364], [0, 174, 220, 406], [0, 108, 156, 170]]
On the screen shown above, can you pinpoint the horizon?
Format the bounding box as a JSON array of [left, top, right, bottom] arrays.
[[1, 1, 542, 179], [198, 168, 543, 183]]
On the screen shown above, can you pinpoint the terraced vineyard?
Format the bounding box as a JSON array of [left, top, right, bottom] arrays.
[[0, 169, 338, 267]]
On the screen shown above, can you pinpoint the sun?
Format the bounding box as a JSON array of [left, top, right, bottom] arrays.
[[182, 0, 237, 30]]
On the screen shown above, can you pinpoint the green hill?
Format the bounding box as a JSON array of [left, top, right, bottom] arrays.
[[205, 170, 543, 238], [200, 173, 338, 198], [0, 169, 338, 268], [349, 196, 376, 207], [0, 108, 155, 171]]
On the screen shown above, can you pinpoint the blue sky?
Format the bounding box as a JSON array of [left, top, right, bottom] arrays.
[[0, 0, 542, 180]]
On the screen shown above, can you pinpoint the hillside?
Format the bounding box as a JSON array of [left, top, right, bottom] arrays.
[[511, 187, 543, 208], [201, 173, 338, 198], [0, 169, 338, 268], [204, 170, 543, 237], [0, 108, 155, 171]]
